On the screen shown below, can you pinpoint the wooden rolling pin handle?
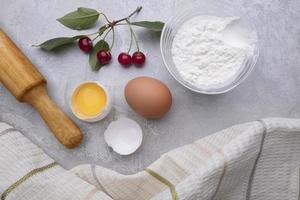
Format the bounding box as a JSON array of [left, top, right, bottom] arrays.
[[22, 83, 83, 148], [0, 29, 83, 148]]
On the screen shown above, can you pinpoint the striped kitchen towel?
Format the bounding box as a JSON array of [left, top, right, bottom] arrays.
[[0, 118, 299, 200]]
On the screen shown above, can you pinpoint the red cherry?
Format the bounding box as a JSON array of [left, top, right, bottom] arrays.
[[97, 50, 112, 65], [118, 52, 132, 66], [132, 51, 146, 66], [78, 37, 93, 53]]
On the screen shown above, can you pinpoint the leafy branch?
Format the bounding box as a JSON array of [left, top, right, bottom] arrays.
[[35, 6, 164, 71]]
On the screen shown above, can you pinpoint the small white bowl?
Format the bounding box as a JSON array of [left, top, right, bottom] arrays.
[[160, 1, 259, 94], [70, 81, 112, 122]]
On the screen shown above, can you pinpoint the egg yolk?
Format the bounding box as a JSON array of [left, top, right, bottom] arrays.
[[72, 83, 107, 117]]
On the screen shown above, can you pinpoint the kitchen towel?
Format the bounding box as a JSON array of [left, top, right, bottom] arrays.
[[0, 118, 299, 200]]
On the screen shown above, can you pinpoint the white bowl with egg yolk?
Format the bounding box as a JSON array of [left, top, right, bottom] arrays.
[[70, 81, 112, 122]]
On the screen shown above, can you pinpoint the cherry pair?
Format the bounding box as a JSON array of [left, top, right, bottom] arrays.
[[79, 37, 112, 65], [118, 52, 145, 67]]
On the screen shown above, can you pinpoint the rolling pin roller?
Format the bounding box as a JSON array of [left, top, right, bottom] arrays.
[[0, 29, 83, 148]]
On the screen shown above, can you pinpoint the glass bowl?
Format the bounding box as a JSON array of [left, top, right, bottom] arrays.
[[160, 1, 259, 94]]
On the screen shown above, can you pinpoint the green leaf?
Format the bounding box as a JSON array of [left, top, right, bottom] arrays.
[[130, 21, 165, 31], [57, 7, 100, 30], [89, 40, 109, 71], [35, 36, 82, 51]]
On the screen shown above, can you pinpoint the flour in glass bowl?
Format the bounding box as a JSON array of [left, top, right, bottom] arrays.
[[171, 15, 256, 88]]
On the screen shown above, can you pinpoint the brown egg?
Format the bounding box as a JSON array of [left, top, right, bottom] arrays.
[[125, 76, 172, 119]]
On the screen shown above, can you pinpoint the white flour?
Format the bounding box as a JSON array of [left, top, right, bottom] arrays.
[[172, 15, 255, 88]]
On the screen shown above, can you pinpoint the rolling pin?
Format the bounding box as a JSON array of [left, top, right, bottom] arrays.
[[0, 29, 83, 148]]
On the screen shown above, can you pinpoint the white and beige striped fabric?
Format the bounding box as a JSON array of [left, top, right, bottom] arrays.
[[0, 118, 300, 200]]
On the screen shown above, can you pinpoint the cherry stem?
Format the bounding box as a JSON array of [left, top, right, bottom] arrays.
[[109, 27, 115, 52], [86, 31, 100, 36], [127, 27, 133, 53], [92, 34, 100, 42], [86, 6, 142, 52], [126, 19, 140, 52], [103, 28, 112, 40], [112, 6, 142, 25], [127, 6, 142, 19], [100, 13, 111, 24]]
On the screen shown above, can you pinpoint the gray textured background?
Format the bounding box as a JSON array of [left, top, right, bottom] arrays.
[[0, 0, 300, 174]]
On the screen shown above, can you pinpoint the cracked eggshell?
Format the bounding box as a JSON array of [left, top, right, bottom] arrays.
[[104, 118, 143, 155]]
